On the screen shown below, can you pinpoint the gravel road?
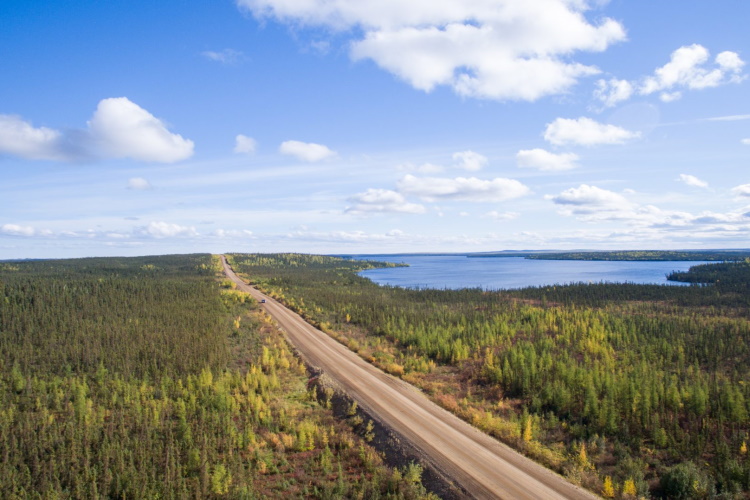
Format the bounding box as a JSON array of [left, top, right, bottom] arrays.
[[222, 256, 599, 500]]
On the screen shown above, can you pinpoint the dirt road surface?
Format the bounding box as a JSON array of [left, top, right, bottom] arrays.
[[222, 256, 599, 500]]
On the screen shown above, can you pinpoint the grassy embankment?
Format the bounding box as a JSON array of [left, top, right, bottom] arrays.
[[227, 253, 750, 499], [0, 254, 436, 499]]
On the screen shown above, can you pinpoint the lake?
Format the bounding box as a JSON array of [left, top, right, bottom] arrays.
[[354, 255, 707, 290]]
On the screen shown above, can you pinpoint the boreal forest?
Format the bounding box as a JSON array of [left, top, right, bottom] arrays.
[[227, 253, 750, 499], [0, 255, 435, 499]]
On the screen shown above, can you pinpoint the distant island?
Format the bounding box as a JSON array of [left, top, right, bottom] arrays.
[[467, 250, 750, 261]]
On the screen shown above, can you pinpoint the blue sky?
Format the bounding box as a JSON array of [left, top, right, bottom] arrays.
[[1, 0, 749, 258]]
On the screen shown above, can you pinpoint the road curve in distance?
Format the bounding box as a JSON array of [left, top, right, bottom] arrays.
[[222, 256, 599, 500]]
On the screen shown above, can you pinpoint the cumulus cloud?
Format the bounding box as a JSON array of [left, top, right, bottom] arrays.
[[640, 44, 745, 102], [346, 188, 426, 214], [234, 134, 257, 154], [732, 184, 750, 198], [452, 150, 487, 171], [591, 45, 744, 107], [127, 177, 152, 190], [238, 0, 626, 101], [397, 174, 530, 202], [136, 222, 198, 238], [0, 225, 104, 240], [0, 98, 194, 163], [201, 48, 245, 64], [483, 211, 519, 221], [678, 174, 708, 189], [547, 184, 632, 213], [593, 78, 633, 108], [544, 117, 640, 146], [0, 115, 72, 161], [279, 140, 337, 162], [88, 98, 194, 162], [546, 185, 750, 236], [516, 148, 579, 171], [1, 223, 37, 237]]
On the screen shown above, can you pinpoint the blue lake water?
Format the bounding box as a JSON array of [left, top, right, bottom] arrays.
[[354, 255, 707, 291]]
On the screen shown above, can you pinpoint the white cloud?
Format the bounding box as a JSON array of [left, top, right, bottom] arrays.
[[127, 177, 152, 190], [234, 134, 257, 154], [452, 150, 487, 171], [544, 117, 640, 146], [213, 229, 254, 238], [0, 115, 70, 161], [547, 184, 632, 213], [1, 224, 37, 237], [660, 91, 682, 102], [88, 98, 194, 163], [279, 140, 337, 162], [285, 228, 408, 244], [516, 148, 579, 171], [105, 232, 130, 239], [689, 210, 750, 225], [0, 98, 194, 163], [483, 211, 519, 221], [0, 222, 268, 243], [678, 174, 708, 189], [546, 185, 750, 237], [593, 78, 633, 108], [590, 45, 745, 107], [716, 51, 745, 72], [137, 222, 198, 238], [640, 44, 745, 101], [732, 184, 750, 198], [707, 114, 750, 122], [742, 138, 750, 145], [397, 174, 530, 202], [239, 0, 626, 101], [201, 48, 245, 64], [398, 162, 445, 174], [346, 188, 426, 214]]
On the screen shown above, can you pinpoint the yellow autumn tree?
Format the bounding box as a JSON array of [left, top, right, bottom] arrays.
[[523, 415, 533, 442], [577, 442, 591, 469], [622, 478, 637, 497], [602, 476, 615, 498]]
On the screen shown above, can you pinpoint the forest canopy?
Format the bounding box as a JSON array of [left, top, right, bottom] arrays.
[[0, 254, 435, 499], [228, 252, 750, 498]]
